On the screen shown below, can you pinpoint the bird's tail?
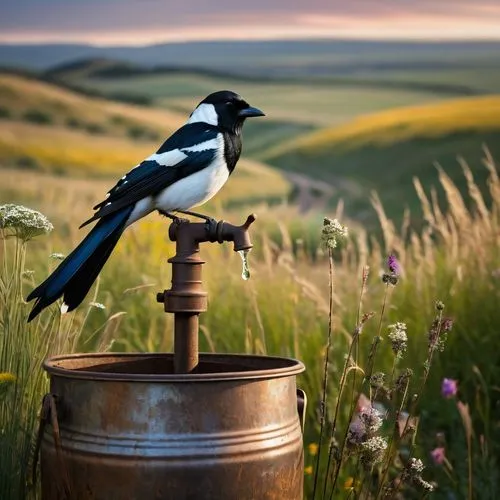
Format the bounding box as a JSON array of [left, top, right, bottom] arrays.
[[26, 207, 132, 322]]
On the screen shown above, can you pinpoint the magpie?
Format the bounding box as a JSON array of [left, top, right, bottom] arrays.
[[26, 90, 264, 322]]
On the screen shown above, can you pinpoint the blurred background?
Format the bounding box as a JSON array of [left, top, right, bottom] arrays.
[[1, 2, 500, 499], [1, 0, 499, 227]]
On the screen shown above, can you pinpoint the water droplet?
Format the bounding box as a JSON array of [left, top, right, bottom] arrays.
[[238, 249, 251, 281]]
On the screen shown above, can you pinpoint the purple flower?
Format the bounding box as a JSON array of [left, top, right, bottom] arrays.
[[441, 318, 454, 333], [430, 447, 446, 465], [387, 254, 400, 275], [441, 378, 458, 398]]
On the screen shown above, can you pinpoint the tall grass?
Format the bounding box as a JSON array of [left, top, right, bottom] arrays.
[[0, 148, 498, 498], [0, 206, 120, 499]]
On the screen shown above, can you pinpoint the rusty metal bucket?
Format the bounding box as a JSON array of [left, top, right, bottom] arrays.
[[40, 352, 306, 500]]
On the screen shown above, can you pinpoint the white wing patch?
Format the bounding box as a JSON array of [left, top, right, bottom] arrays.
[[146, 148, 188, 167], [181, 138, 218, 153], [187, 104, 218, 126]]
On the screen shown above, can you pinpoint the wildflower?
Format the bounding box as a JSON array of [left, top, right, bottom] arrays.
[[321, 217, 348, 250], [441, 378, 458, 398], [413, 476, 434, 492], [347, 418, 366, 446], [308, 443, 318, 456], [399, 457, 434, 492], [344, 477, 361, 490], [441, 317, 454, 333], [408, 457, 425, 475], [22, 269, 35, 278], [387, 254, 400, 275], [387, 322, 408, 357], [430, 447, 446, 465], [370, 372, 386, 390], [435, 300, 445, 311], [304, 466, 313, 475], [359, 406, 383, 434], [357, 393, 372, 413], [382, 254, 400, 285], [360, 436, 387, 467], [394, 368, 413, 393], [344, 477, 354, 490], [89, 302, 106, 310], [0, 204, 53, 241], [0, 373, 16, 384], [50, 252, 66, 260], [427, 316, 450, 352]]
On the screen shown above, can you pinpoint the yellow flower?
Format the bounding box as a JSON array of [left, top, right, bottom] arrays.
[[308, 443, 319, 456], [344, 477, 360, 490], [304, 466, 313, 475], [0, 372, 16, 384]]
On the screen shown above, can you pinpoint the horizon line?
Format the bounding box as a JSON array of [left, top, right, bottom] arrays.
[[2, 35, 500, 49]]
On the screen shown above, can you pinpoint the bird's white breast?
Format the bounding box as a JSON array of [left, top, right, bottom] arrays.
[[153, 134, 229, 212]]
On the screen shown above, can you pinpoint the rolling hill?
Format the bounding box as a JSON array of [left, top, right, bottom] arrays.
[[262, 96, 500, 221], [0, 73, 291, 209]]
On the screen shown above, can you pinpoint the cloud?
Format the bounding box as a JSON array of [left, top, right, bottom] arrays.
[[1, 0, 499, 44]]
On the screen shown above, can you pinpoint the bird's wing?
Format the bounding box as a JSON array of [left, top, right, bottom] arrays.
[[80, 123, 220, 228]]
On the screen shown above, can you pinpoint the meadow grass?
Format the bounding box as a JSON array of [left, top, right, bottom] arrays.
[[0, 73, 185, 136], [66, 72, 452, 128], [0, 149, 499, 499]]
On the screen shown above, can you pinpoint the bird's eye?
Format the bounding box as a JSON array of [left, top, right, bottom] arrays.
[[225, 101, 233, 106]]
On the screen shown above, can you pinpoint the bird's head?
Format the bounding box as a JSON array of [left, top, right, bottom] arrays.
[[188, 90, 265, 133]]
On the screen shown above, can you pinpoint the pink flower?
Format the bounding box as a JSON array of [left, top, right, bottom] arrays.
[[441, 378, 458, 398], [431, 447, 446, 465]]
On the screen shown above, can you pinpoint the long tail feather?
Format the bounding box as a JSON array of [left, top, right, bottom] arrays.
[[26, 207, 132, 322]]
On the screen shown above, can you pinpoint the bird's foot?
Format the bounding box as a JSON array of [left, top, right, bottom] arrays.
[[176, 210, 217, 232], [158, 210, 189, 225]]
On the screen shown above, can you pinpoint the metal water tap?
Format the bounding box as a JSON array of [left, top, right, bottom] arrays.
[[157, 214, 256, 374]]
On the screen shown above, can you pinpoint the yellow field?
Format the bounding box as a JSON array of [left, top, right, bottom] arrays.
[[262, 95, 500, 157], [0, 73, 185, 134]]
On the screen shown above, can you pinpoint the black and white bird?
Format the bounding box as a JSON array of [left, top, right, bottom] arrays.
[[26, 90, 264, 322]]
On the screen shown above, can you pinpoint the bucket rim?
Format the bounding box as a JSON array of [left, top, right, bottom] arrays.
[[43, 352, 305, 382]]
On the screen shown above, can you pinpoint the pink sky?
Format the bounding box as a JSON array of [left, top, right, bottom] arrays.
[[1, 1, 500, 45]]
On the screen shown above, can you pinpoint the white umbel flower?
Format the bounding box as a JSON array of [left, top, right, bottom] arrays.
[[0, 204, 53, 241], [321, 217, 348, 250]]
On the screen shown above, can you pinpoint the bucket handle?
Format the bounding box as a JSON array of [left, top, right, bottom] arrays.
[[296, 388, 307, 433], [32, 393, 71, 498]]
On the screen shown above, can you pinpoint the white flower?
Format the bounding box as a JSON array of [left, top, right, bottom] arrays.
[[409, 458, 425, 474], [0, 204, 53, 241], [321, 217, 348, 250], [359, 407, 383, 434], [387, 322, 408, 357], [361, 436, 388, 466], [89, 302, 106, 310]]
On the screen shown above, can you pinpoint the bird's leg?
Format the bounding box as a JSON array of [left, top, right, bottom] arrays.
[[176, 210, 217, 233], [158, 210, 188, 225]]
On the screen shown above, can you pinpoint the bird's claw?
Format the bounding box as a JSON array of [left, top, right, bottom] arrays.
[[158, 210, 189, 225]]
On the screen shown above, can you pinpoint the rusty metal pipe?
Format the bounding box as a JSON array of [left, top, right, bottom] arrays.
[[157, 214, 256, 374], [174, 313, 199, 373]]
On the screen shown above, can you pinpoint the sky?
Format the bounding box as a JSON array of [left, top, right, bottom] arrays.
[[1, 0, 500, 45]]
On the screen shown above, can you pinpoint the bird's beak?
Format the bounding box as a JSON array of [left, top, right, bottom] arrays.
[[238, 106, 265, 118]]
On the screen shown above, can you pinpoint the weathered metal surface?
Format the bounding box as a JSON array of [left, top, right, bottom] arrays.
[[41, 353, 305, 500], [156, 214, 256, 374]]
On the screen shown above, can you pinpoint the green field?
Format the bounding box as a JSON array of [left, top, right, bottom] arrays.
[[259, 96, 500, 221], [2, 42, 500, 499], [56, 69, 474, 128]]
